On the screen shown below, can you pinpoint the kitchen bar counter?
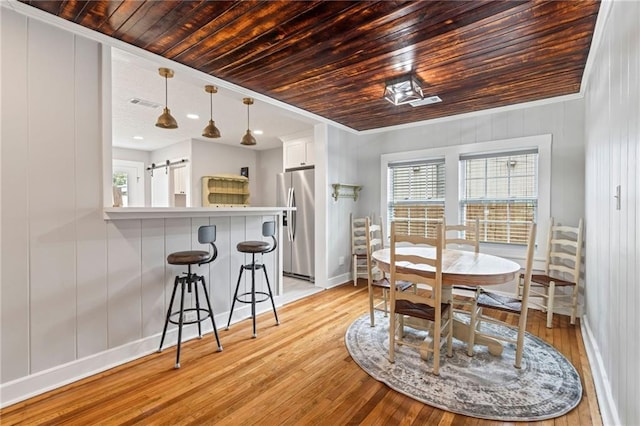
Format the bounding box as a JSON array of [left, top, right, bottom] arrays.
[[103, 206, 295, 220], [101, 206, 293, 327]]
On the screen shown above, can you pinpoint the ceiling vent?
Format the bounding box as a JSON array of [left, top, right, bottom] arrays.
[[129, 97, 161, 109], [410, 96, 442, 107]]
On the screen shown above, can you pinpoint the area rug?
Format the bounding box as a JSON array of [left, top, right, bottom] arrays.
[[345, 311, 582, 421]]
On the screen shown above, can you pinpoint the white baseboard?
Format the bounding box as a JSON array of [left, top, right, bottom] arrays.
[[581, 315, 620, 426], [326, 273, 352, 289], [0, 307, 265, 408], [0, 326, 196, 408]]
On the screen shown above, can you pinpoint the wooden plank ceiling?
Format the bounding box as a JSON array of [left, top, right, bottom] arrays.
[[20, 0, 600, 132]]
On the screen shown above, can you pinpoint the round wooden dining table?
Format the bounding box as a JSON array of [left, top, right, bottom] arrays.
[[372, 247, 521, 356]]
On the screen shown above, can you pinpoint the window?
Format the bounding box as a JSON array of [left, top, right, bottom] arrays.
[[381, 134, 550, 256], [460, 149, 538, 245], [387, 159, 445, 237]]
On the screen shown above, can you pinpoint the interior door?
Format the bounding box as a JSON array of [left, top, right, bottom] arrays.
[[112, 159, 144, 207]]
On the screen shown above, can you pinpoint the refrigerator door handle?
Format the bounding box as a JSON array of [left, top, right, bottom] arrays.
[[287, 187, 294, 242], [291, 187, 297, 241]]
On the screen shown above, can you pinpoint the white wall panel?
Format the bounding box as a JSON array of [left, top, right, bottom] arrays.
[[0, 9, 30, 382], [190, 139, 257, 207], [140, 219, 165, 338], [107, 220, 142, 348], [228, 216, 247, 322], [584, 1, 640, 424], [190, 217, 213, 328], [27, 19, 77, 373], [0, 10, 303, 405], [260, 214, 278, 298], [356, 98, 586, 229], [74, 36, 108, 358], [208, 217, 231, 315], [255, 147, 283, 207], [241, 215, 264, 293], [162, 218, 191, 334]]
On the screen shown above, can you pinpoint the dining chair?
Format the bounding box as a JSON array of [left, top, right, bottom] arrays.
[[365, 217, 412, 327], [351, 214, 368, 286], [444, 218, 480, 308], [467, 222, 537, 368], [518, 217, 583, 328], [388, 222, 453, 375]]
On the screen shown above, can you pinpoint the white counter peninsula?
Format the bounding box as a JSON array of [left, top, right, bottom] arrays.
[[102, 206, 294, 332]]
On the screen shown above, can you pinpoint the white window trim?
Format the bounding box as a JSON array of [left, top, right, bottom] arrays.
[[380, 134, 552, 261]]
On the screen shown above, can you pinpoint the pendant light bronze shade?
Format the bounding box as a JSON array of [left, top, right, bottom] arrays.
[[155, 68, 178, 129], [202, 85, 221, 138], [240, 97, 256, 146]]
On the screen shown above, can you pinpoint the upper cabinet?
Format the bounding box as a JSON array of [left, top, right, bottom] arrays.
[[282, 130, 314, 170]]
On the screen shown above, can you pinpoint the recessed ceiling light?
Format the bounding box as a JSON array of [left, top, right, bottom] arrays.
[[133, 135, 144, 140], [186, 113, 199, 120], [254, 129, 264, 135]]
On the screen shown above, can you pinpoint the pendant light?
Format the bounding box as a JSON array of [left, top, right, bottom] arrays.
[[240, 97, 256, 146], [155, 67, 178, 129], [202, 85, 221, 138]]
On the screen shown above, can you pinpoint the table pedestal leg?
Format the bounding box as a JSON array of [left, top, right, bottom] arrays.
[[452, 318, 503, 356], [401, 316, 503, 358]]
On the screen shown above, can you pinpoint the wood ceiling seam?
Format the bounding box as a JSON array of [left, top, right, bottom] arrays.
[[155, 1, 259, 58], [166, 1, 315, 64], [196, 1, 367, 76], [226, 1, 505, 84]]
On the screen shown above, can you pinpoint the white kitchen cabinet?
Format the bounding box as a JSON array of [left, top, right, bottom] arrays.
[[284, 138, 314, 169]]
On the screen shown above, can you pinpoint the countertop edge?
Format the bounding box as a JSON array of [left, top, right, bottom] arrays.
[[103, 207, 295, 220]]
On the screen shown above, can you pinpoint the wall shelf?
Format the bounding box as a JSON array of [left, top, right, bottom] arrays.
[[202, 174, 250, 206], [331, 183, 362, 201]]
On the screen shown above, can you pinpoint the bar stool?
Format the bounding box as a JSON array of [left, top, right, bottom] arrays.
[[226, 221, 280, 337], [158, 225, 222, 368]]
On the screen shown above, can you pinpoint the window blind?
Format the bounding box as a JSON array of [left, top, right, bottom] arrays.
[[388, 158, 445, 237], [459, 150, 538, 244]]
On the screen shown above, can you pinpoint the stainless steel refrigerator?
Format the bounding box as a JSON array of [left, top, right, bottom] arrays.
[[276, 168, 315, 281]]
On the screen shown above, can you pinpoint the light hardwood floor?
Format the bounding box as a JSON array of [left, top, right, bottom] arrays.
[[1, 282, 601, 425]]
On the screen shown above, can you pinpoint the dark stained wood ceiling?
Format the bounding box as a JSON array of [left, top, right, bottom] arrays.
[[19, 0, 600, 132]]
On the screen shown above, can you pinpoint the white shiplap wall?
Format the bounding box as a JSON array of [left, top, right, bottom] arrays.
[[583, 1, 639, 425], [0, 10, 277, 406], [354, 101, 586, 229]]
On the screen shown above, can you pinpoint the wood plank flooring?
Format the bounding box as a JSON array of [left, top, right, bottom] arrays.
[[0, 283, 601, 425]]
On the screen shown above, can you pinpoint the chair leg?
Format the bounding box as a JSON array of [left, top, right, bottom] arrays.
[[262, 265, 280, 325], [226, 265, 245, 330], [199, 275, 222, 351], [467, 305, 479, 357], [546, 282, 556, 328], [158, 276, 179, 353], [174, 278, 187, 369], [432, 319, 441, 376], [388, 311, 396, 363], [516, 274, 523, 298], [368, 284, 375, 327], [514, 316, 528, 369], [446, 307, 453, 358], [353, 254, 357, 286], [383, 289, 389, 317], [570, 286, 578, 325]]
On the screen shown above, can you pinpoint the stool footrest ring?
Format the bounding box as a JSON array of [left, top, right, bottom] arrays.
[[235, 291, 271, 304], [168, 308, 212, 326]]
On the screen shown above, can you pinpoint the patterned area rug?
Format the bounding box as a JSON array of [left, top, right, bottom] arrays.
[[345, 311, 582, 421]]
